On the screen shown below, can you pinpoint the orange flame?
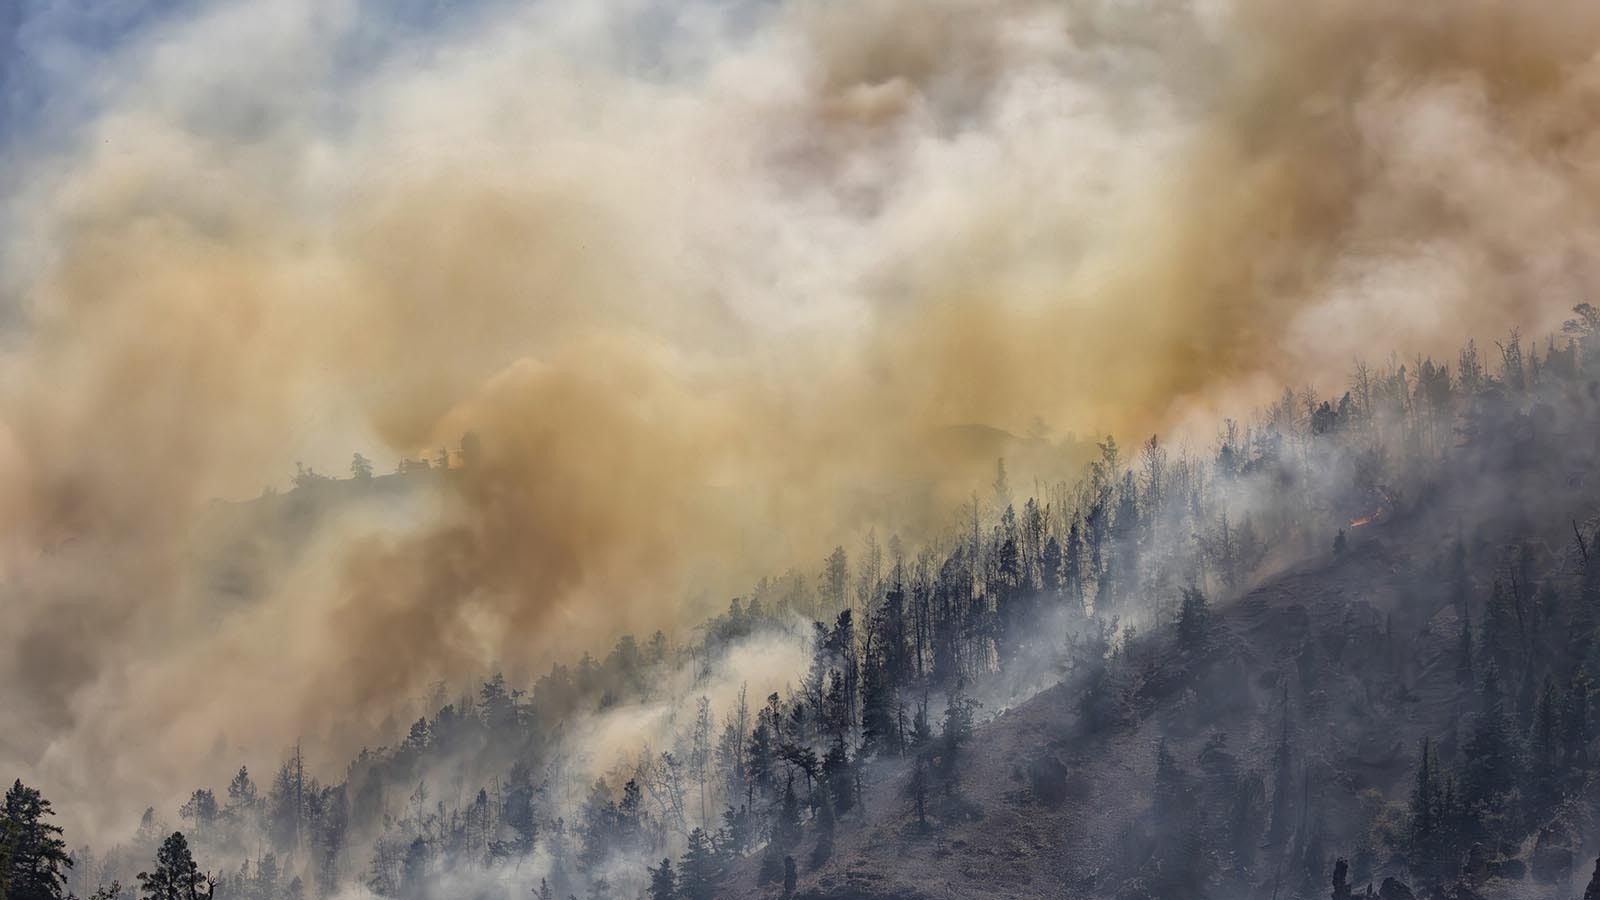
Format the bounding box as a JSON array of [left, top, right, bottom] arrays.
[[1349, 505, 1388, 528]]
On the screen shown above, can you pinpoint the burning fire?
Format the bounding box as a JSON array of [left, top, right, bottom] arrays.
[[1348, 505, 1388, 528]]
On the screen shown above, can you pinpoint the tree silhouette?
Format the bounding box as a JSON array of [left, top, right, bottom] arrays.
[[136, 832, 213, 900], [677, 827, 720, 900], [1177, 587, 1210, 648], [645, 858, 675, 900], [1, 780, 73, 900]]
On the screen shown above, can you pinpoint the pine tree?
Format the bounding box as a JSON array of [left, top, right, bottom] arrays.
[[137, 833, 214, 900], [1461, 664, 1522, 830], [1407, 738, 1442, 876], [909, 700, 933, 751], [1063, 517, 1085, 612], [177, 791, 218, 842], [500, 761, 538, 857], [1530, 675, 1562, 819], [860, 652, 897, 758], [774, 776, 803, 852], [1041, 535, 1063, 595], [399, 836, 429, 899], [266, 747, 307, 856], [1177, 587, 1210, 648], [225, 768, 258, 831], [678, 827, 720, 900], [253, 852, 279, 900], [645, 858, 675, 900], [314, 784, 347, 896], [939, 689, 978, 774], [1, 780, 73, 900], [546, 818, 574, 899], [824, 735, 853, 816]]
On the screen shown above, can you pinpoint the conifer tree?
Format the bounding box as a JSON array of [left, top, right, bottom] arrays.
[[1407, 738, 1442, 875], [645, 858, 675, 900], [774, 776, 803, 852], [1529, 675, 1562, 819], [1, 780, 73, 900], [137, 833, 214, 900], [1177, 587, 1210, 648], [678, 827, 720, 900], [1461, 664, 1522, 832]]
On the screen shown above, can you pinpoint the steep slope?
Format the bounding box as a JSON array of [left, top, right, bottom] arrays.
[[721, 518, 1591, 900]]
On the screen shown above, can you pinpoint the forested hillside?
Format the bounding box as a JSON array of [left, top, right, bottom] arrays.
[[10, 311, 1600, 900]]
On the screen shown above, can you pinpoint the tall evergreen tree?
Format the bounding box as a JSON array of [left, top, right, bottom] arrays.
[[137, 833, 214, 900], [1177, 587, 1210, 648], [1529, 675, 1562, 819], [1407, 738, 1443, 876], [774, 776, 803, 853], [678, 827, 720, 900], [500, 761, 538, 858], [1461, 664, 1522, 839], [1, 780, 72, 900], [645, 858, 675, 900]]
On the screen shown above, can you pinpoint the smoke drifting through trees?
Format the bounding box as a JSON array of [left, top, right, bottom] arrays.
[[18, 314, 1600, 899], [4, 0, 1600, 860]]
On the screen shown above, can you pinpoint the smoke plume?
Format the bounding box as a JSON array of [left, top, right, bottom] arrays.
[[3, 0, 1599, 839]]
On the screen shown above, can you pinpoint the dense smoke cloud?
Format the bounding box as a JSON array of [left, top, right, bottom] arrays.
[[2, 0, 1597, 840]]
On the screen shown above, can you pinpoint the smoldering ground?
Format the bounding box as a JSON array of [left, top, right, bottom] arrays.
[[3, 0, 1600, 841]]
